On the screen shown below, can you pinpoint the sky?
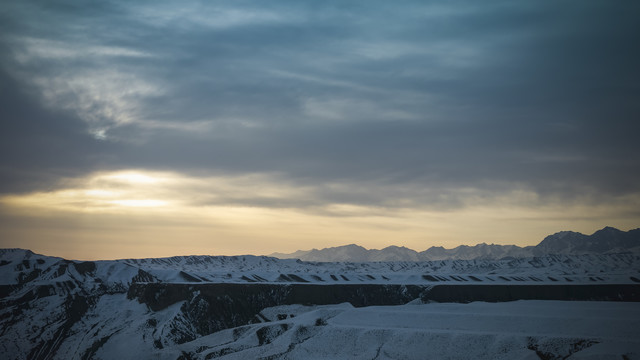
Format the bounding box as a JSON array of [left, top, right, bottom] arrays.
[[0, 1, 639, 260]]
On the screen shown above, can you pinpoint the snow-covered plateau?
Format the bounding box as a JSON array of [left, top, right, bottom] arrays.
[[1, 248, 639, 359], [165, 301, 640, 359]]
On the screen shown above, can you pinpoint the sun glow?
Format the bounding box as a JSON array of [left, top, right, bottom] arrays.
[[109, 199, 168, 207], [84, 189, 117, 197], [1, 169, 639, 259], [0, 170, 182, 213], [101, 171, 165, 184]]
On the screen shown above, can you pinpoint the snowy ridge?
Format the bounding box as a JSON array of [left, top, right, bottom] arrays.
[[2, 250, 639, 288], [2, 226, 638, 290], [121, 253, 640, 285]]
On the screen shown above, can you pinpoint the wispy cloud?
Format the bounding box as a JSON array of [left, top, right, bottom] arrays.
[[11, 37, 152, 61]]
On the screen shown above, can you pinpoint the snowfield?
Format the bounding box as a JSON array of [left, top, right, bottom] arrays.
[[172, 300, 640, 360]]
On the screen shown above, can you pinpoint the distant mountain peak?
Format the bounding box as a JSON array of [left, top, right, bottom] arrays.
[[271, 226, 639, 262], [342, 244, 366, 249], [592, 226, 622, 235]]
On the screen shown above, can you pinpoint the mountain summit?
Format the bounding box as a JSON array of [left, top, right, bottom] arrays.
[[270, 226, 640, 262]]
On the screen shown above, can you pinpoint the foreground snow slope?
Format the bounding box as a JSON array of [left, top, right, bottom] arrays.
[[161, 301, 640, 359]]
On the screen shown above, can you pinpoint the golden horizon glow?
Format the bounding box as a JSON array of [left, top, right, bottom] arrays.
[[1, 169, 639, 260]]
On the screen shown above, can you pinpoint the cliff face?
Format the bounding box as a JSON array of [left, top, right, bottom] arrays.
[[125, 282, 433, 343], [127, 282, 640, 316]]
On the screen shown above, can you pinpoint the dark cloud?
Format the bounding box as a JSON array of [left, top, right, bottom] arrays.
[[0, 0, 639, 208], [0, 68, 112, 193]]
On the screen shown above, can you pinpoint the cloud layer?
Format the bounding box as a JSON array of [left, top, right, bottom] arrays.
[[1, 0, 639, 256]]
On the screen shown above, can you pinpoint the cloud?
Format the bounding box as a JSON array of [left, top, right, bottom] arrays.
[[0, 0, 639, 254], [2, 168, 639, 258], [3, 169, 639, 218], [126, 2, 300, 31], [11, 37, 152, 61]]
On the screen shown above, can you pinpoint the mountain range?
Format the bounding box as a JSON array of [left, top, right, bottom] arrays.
[[269, 226, 640, 262], [2, 226, 640, 358]]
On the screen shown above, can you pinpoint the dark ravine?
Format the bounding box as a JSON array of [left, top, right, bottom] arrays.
[[27, 294, 93, 360], [127, 283, 433, 310], [127, 283, 430, 339], [129, 283, 640, 310], [422, 284, 640, 303]]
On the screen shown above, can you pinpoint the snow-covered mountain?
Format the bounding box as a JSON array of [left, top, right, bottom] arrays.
[[421, 243, 534, 260], [270, 244, 425, 262], [271, 226, 640, 262], [534, 226, 640, 255], [0, 247, 640, 359]]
